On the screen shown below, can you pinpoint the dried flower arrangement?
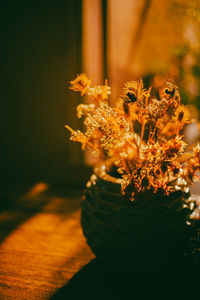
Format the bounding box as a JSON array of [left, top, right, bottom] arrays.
[[66, 73, 200, 201]]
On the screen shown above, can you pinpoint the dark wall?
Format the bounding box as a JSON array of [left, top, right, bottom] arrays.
[[1, 1, 83, 185]]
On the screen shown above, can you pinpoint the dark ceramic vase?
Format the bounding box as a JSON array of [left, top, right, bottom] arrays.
[[81, 163, 196, 273]]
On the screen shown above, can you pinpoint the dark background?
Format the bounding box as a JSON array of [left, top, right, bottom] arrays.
[[1, 0, 84, 189]]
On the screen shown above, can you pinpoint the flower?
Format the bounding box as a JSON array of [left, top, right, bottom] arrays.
[[161, 136, 186, 158], [159, 80, 180, 101], [76, 104, 95, 118], [120, 79, 146, 104], [69, 73, 91, 96], [66, 74, 200, 201], [173, 105, 191, 129], [147, 98, 169, 121], [87, 82, 111, 101]]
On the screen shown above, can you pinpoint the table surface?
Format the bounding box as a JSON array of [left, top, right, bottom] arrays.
[[0, 183, 200, 300], [0, 182, 94, 300]]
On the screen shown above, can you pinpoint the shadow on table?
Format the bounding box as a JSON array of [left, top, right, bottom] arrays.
[[50, 257, 200, 300], [0, 182, 82, 246]]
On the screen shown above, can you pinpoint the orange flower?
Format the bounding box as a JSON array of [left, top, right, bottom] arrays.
[[87, 83, 111, 101], [173, 105, 191, 129], [66, 73, 200, 200], [120, 79, 148, 104], [69, 73, 91, 96], [162, 136, 186, 158], [159, 80, 180, 101]]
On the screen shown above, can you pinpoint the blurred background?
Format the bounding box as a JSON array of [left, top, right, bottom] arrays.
[[1, 0, 200, 191], [2, 2, 200, 298]]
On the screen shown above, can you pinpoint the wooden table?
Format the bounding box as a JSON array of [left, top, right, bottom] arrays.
[[0, 182, 94, 299], [0, 183, 200, 300]]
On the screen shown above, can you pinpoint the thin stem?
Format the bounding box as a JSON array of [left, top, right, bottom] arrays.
[[65, 124, 99, 154], [65, 124, 75, 133], [158, 102, 178, 136], [122, 159, 131, 175], [149, 120, 159, 142], [148, 125, 152, 143], [139, 119, 146, 149]]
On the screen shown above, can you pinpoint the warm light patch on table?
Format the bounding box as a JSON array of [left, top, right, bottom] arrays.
[[0, 186, 94, 300]]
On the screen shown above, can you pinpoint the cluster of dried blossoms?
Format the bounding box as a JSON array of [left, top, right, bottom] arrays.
[[66, 73, 200, 201]]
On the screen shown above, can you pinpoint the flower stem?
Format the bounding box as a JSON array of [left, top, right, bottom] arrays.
[[139, 120, 146, 149], [65, 124, 75, 133]]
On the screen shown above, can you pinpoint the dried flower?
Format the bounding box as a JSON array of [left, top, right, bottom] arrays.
[[162, 136, 186, 158], [147, 98, 169, 120], [76, 104, 95, 118], [88, 82, 111, 101], [159, 80, 180, 101], [69, 73, 91, 96], [69, 128, 88, 150], [173, 105, 191, 129], [66, 74, 200, 201], [121, 80, 143, 103]]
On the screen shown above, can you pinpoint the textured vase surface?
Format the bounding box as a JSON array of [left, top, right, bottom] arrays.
[[81, 163, 195, 272]]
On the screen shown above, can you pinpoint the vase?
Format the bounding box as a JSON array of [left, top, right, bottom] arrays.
[[81, 163, 197, 273]]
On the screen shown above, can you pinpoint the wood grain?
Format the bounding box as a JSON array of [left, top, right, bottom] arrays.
[[0, 183, 94, 300], [0, 183, 199, 299]]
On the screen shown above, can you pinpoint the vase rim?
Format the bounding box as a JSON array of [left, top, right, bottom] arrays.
[[94, 162, 122, 185]]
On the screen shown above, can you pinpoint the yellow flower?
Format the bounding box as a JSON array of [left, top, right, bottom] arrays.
[[67, 73, 200, 198], [193, 143, 200, 161], [87, 84, 111, 101], [159, 80, 179, 101], [161, 136, 187, 158], [69, 73, 91, 96], [121, 79, 145, 104], [174, 105, 191, 128], [76, 103, 95, 118]]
